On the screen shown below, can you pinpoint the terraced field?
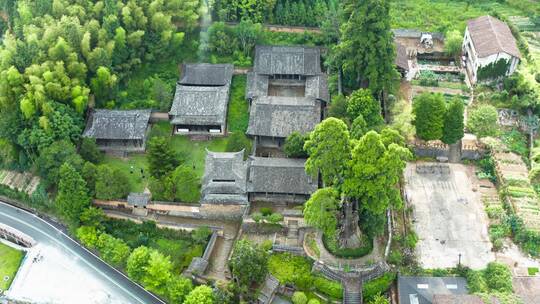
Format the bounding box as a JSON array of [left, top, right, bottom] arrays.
[[493, 152, 540, 232]]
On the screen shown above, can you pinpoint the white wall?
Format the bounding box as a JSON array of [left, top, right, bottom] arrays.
[[462, 27, 520, 84]]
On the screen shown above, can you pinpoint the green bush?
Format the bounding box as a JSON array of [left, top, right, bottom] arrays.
[[292, 291, 308, 304], [268, 253, 343, 299], [418, 70, 439, 87], [388, 250, 403, 265], [363, 273, 396, 302], [466, 269, 488, 293], [260, 207, 273, 216], [484, 262, 513, 293], [313, 276, 342, 299], [322, 234, 373, 258]]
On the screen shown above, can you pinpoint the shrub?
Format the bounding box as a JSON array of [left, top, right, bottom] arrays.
[[284, 132, 308, 158], [322, 233, 373, 258], [466, 270, 488, 293], [467, 105, 499, 138], [192, 226, 212, 244], [313, 276, 343, 299], [307, 299, 321, 304], [363, 273, 396, 301], [292, 291, 308, 304], [260, 207, 273, 216], [388, 250, 403, 265], [484, 262, 513, 293], [267, 213, 284, 224], [418, 70, 439, 87]]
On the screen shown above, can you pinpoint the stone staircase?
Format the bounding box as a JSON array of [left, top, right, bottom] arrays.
[[343, 287, 362, 304]]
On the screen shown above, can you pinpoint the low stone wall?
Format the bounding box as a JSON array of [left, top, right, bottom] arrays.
[[94, 199, 247, 221]]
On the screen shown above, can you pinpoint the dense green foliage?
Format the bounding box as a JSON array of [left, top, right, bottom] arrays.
[[346, 89, 384, 128], [147, 136, 180, 178], [363, 273, 396, 302], [305, 118, 351, 185], [442, 98, 465, 144], [478, 59, 511, 81], [467, 104, 499, 138], [303, 188, 340, 236], [334, 0, 399, 94], [227, 75, 249, 133], [0, 0, 198, 179], [412, 93, 446, 141], [226, 132, 252, 158], [56, 163, 91, 225], [229, 239, 269, 291], [268, 253, 343, 300], [284, 132, 309, 158], [212, 0, 332, 27]]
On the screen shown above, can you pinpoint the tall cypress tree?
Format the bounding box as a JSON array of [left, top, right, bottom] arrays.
[[335, 0, 398, 95], [56, 163, 91, 225], [442, 98, 465, 144]]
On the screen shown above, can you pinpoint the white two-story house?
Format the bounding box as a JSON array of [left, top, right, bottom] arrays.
[[462, 15, 521, 84]]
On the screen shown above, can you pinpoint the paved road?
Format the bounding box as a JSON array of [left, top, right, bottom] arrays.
[[0, 201, 165, 304]]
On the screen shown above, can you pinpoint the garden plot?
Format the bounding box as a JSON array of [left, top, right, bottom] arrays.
[[404, 162, 495, 269]]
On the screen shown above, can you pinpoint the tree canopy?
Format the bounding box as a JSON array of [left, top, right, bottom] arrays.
[[413, 93, 446, 141], [334, 0, 398, 94], [442, 98, 465, 144], [229, 239, 269, 290], [304, 118, 351, 186], [303, 188, 340, 236], [467, 104, 499, 138], [56, 163, 91, 225]]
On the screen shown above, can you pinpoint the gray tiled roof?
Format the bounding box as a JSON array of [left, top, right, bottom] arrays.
[[127, 192, 151, 207], [180, 63, 233, 86], [246, 72, 269, 100], [170, 85, 229, 125], [170, 63, 233, 126], [254, 45, 322, 75], [305, 74, 329, 102], [247, 96, 321, 138], [201, 150, 248, 205], [83, 109, 151, 140], [398, 276, 469, 304], [467, 16, 521, 59], [247, 157, 317, 195]]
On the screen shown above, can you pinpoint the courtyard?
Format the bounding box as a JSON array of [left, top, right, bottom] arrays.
[[404, 162, 494, 269]]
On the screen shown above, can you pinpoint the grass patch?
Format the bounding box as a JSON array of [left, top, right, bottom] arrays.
[[0, 242, 24, 291], [390, 0, 530, 32], [102, 154, 148, 193], [528, 267, 539, 276], [268, 253, 343, 300], [227, 75, 249, 133], [306, 233, 320, 258]]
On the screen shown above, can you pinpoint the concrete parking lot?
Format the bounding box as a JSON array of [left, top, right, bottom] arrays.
[[404, 162, 495, 269]]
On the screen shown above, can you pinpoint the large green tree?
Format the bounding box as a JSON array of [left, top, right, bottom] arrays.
[[229, 239, 268, 291], [343, 131, 412, 215], [147, 136, 179, 178], [56, 163, 91, 225], [334, 0, 398, 95], [304, 118, 351, 186], [413, 93, 446, 141], [442, 98, 465, 144], [95, 164, 130, 200], [303, 188, 340, 236], [346, 89, 384, 128]]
